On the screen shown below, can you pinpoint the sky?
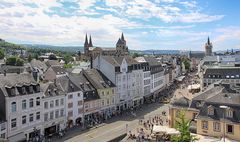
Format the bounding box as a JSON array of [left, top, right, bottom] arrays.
[[0, 0, 239, 51]]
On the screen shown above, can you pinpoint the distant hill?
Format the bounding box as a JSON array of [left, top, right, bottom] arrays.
[[22, 44, 83, 53], [0, 39, 25, 50]]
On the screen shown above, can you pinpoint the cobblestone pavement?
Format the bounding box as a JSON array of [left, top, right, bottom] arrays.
[[52, 103, 170, 142]]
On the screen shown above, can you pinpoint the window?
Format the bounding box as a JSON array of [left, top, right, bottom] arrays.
[[29, 114, 34, 122], [202, 121, 208, 130], [60, 98, 64, 105], [192, 113, 198, 119], [112, 98, 114, 104], [55, 99, 59, 107], [102, 100, 104, 106], [78, 100, 82, 106], [22, 116, 26, 124], [226, 109, 233, 118], [107, 99, 110, 105], [227, 124, 234, 134], [68, 94, 73, 99], [36, 97, 40, 106], [0, 133, 5, 139], [68, 102, 73, 108], [213, 122, 221, 132], [11, 118, 17, 128], [50, 111, 54, 120], [60, 109, 64, 117], [44, 102, 48, 109], [102, 91, 104, 96], [50, 100, 54, 108], [112, 89, 114, 94], [29, 98, 34, 108], [78, 108, 83, 114], [29, 86, 33, 93], [208, 106, 214, 115], [78, 93, 81, 97], [36, 112, 40, 120], [68, 111, 73, 117], [55, 110, 59, 118], [11, 102, 17, 112], [22, 100, 27, 110], [44, 113, 48, 122]]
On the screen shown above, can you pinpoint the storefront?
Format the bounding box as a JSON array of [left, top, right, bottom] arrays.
[[44, 124, 59, 136]]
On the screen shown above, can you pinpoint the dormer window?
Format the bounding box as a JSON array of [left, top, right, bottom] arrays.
[[11, 88, 15, 96], [22, 87, 26, 94], [29, 86, 33, 93], [226, 108, 233, 118], [208, 106, 214, 115], [36, 85, 40, 92]]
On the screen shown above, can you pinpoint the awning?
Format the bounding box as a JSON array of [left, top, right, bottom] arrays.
[[187, 84, 200, 90], [175, 76, 185, 82], [153, 125, 180, 135], [8, 132, 26, 142]]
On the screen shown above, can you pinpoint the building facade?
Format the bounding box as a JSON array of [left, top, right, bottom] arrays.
[[42, 82, 66, 137], [0, 73, 43, 141], [93, 56, 144, 112]]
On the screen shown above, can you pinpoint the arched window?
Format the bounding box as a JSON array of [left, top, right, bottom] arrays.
[[29, 98, 34, 108], [36, 97, 40, 106], [11, 102, 17, 112]]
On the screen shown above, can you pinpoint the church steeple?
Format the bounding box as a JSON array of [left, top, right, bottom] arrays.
[[121, 32, 125, 41], [84, 34, 88, 47], [207, 36, 210, 45], [89, 35, 93, 47]]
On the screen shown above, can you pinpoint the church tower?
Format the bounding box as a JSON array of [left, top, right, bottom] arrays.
[[205, 37, 213, 56], [89, 35, 93, 47], [84, 34, 89, 55], [116, 33, 128, 55]]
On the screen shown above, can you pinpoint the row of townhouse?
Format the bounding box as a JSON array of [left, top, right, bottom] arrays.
[[0, 55, 181, 141], [0, 67, 116, 141], [93, 55, 181, 111]]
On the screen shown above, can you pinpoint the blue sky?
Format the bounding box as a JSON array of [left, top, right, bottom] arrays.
[[0, 0, 239, 51]]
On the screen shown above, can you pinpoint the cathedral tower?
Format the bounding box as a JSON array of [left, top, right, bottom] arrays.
[[205, 37, 213, 56]]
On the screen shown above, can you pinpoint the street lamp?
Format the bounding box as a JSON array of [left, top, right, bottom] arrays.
[[219, 105, 229, 142]]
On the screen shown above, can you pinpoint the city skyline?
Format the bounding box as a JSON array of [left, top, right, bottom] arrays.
[[0, 0, 239, 51]]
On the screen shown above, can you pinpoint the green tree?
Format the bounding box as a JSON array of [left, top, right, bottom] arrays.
[[64, 54, 73, 64], [64, 63, 72, 68], [182, 58, 190, 70], [28, 54, 32, 62], [132, 52, 141, 58], [6, 56, 17, 65], [6, 56, 24, 66], [171, 111, 198, 142], [0, 48, 4, 59], [16, 58, 24, 66]]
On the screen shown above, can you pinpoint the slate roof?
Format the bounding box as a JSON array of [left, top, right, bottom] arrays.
[[41, 82, 65, 97], [0, 65, 25, 74], [45, 60, 61, 67], [102, 56, 139, 67], [51, 66, 67, 75], [171, 97, 191, 108], [83, 69, 116, 89], [30, 59, 48, 71], [197, 94, 240, 123], [187, 83, 240, 123], [117, 38, 124, 44], [0, 73, 38, 97], [203, 67, 240, 78], [56, 76, 81, 93]]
